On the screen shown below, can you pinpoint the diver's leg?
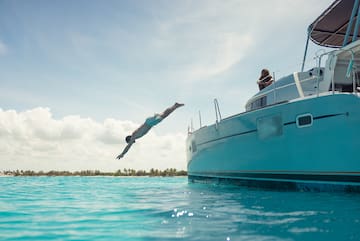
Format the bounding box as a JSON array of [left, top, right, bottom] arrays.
[[159, 102, 184, 119]]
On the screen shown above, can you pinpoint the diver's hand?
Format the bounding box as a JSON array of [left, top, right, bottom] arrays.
[[116, 154, 124, 159]]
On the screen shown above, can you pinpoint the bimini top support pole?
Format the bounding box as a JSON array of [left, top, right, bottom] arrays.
[[301, 28, 311, 72], [353, 2, 360, 42], [343, 0, 360, 46]]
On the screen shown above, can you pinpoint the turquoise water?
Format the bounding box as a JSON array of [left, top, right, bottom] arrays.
[[0, 177, 359, 241]]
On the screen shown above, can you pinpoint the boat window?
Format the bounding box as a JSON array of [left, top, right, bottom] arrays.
[[296, 114, 313, 128], [250, 96, 267, 110]]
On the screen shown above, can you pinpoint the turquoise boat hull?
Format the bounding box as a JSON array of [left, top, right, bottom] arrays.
[[186, 93, 360, 191]]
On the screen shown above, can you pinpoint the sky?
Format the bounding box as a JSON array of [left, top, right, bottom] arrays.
[[0, 0, 334, 172]]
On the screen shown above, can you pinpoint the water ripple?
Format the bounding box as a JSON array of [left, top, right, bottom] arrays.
[[0, 177, 360, 240]]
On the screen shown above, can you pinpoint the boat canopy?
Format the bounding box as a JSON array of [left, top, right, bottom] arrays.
[[309, 0, 360, 48]]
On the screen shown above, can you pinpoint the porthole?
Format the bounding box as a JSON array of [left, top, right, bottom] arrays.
[[296, 114, 313, 128]]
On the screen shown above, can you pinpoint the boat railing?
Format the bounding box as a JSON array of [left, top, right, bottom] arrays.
[[315, 49, 337, 95], [272, 72, 277, 104], [214, 98, 222, 129], [315, 50, 326, 97], [188, 118, 194, 135], [198, 111, 202, 128], [315, 45, 360, 95], [345, 50, 358, 93]]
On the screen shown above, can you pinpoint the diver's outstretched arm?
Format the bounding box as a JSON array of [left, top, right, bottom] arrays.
[[116, 142, 134, 159]]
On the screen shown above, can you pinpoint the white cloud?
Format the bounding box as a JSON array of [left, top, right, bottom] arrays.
[[149, 3, 257, 82], [147, 0, 333, 83], [146, 0, 313, 83], [184, 33, 254, 81], [0, 107, 187, 172]]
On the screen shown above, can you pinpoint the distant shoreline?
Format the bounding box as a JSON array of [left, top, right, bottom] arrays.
[[1, 169, 187, 177]]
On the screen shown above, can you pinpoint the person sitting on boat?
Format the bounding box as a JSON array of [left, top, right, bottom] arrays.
[[116, 102, 185, 159], [257, 69, 274, 90]]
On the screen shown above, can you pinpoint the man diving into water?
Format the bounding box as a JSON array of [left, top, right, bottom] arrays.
[[116, 102, 184, 159]]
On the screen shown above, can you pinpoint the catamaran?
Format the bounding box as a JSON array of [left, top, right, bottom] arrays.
[[186, 0, 360, 191]]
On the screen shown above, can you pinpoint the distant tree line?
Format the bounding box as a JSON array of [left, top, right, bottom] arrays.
[[1, 168, 187, 177]]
